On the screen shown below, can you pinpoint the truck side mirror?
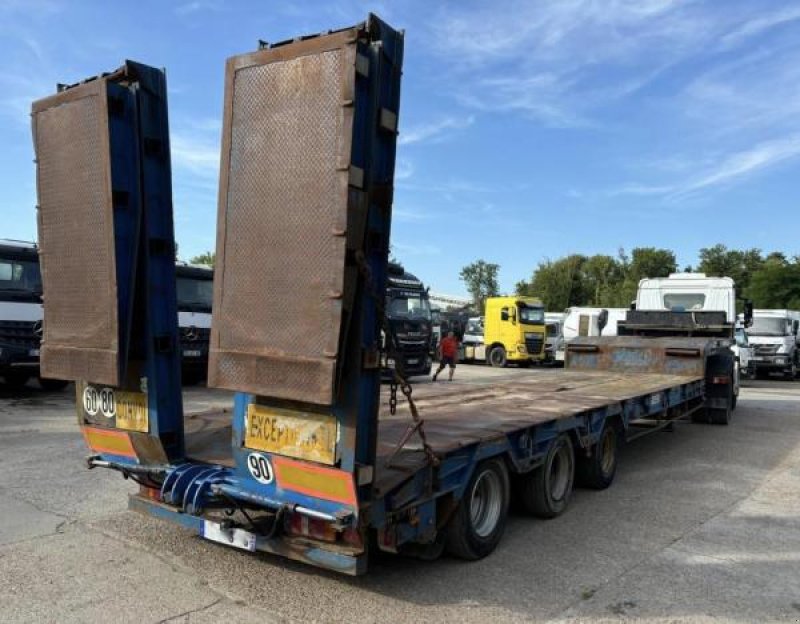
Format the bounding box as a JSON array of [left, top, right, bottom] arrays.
[[598, 309, 609, 335], [793, 320, 799, 335], [511, 308, 517, 324], [743, 300, 754, 328]]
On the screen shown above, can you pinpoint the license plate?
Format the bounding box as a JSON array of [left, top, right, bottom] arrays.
[[244, 404, 337, 465], [407, 358, 418, 365], [202, 520, 256, 552], [29, 349, 40, 356], [183, 350, 202, 357]]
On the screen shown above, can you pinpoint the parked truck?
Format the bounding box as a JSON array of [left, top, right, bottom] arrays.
[[459, 297, 547, 366], [33, 19, 739, 577], [384, 262, 433, 377], [0, 239, 67, 390], [175, 262, 213, 384], [742, 309, 800, 379]]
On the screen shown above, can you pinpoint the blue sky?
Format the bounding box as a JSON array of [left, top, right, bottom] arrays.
[[2, 1, 799, 297]]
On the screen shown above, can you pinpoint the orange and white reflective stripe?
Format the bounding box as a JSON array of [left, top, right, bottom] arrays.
[[82, 426, 137, 459], [272, 456, 356, 506]]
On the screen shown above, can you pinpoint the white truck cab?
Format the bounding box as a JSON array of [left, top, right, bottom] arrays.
[[637, 273, 743, 395], [636, 273, 736, 322], [460, 316, 486, 362], [0, 239, 67, 390], [742, 309, 800, 380]]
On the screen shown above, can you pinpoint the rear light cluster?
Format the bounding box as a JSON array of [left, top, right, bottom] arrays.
[[286, 513, 363, 548]]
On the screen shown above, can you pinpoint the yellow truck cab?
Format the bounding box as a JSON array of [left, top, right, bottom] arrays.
[[485, 296, 546, 367]]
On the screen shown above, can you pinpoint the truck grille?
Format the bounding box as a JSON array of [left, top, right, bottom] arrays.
[[525, 332, 544, 356], [0, 320, 40, 350], [180, 327, 210, 349], [754, 344, 779, 356]]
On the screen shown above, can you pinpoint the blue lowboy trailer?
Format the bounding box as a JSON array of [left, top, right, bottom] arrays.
[[31, 15, 737, 576]]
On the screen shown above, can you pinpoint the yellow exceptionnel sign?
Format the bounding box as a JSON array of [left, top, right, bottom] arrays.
[[115, 391, 149, 433], [244, 404, 337, 465]]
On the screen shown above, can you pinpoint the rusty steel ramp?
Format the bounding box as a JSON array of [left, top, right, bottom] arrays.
[[209, 28, 365, 406]]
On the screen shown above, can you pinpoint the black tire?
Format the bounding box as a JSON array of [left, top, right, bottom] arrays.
[[515, 434, 575, 518], [3, 373, 30, 390], [576, 422, 620, 490], [39, 378, 69, 391], [785, 362, 797, 381], [706, 382, 733, 425], [488, 346, 507, 368], [445, 458, 510, 560], [731, 391, 738, 411]]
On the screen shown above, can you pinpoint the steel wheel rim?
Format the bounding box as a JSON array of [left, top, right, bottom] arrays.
[[547, 444, 571, 501], [600, 428, 616, 475], [469, 469, 502, 537]]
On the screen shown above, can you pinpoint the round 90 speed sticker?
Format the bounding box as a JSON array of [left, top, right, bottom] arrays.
[[246, 453, 273, 484]]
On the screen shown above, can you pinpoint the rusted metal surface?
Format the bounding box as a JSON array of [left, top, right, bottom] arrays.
[[32, 80, 119, 385], [566, 336, 716, 377], [184, 410, 235, 467], [209, 28, 361, 405], [373, 369, 703, 494]]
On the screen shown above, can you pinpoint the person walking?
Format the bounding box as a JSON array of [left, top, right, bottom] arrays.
[[433, 331, 459, 382]]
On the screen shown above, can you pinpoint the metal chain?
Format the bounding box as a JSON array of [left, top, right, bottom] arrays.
[[355, 250, 439, 466]]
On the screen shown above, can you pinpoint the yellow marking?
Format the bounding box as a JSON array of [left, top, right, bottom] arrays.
[[245, 404, 337, 465], [115, 391, 149, 432]]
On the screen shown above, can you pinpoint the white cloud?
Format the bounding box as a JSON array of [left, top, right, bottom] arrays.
[[170, 132, 219, 179], [426, 0, 730, 126], [719, 5, 800, 49], [174, 1, 223, 16], [395, 158, 414, 180], [399, 115, 475, 145], [392, 241, 441, 257], [611, 135, 800, 199]]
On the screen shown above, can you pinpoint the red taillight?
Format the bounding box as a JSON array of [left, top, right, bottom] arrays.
[[287, 513, 337, 542], [711, 375, 731, 385]]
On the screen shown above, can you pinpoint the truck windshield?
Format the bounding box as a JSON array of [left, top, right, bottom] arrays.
[[388, 294, 431, 320], [518, 305, 544, 324], [663, 293, 705, 311], [465, 320, 484, 335], [747, 317, 788, 337], [176, 277, 213, 312], [0, 256, 42, 301]]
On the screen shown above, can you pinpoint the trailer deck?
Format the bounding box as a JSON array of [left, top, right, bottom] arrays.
[[183, 368, 705, 493]]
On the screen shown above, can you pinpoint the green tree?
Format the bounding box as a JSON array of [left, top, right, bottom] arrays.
[[460, 259, 500, 311], [697, 244, 763, 294], [746, 261, 800, 309], [190, 251, 216, 267], [583, 254, 625, 306], [519, 255, 588, 311]]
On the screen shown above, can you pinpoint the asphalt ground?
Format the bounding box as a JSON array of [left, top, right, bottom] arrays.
[[1, 367, 799, 623]]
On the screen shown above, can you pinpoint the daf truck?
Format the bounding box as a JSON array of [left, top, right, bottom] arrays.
[[385, 262, 433, 377], [743, 309, 799, 379]]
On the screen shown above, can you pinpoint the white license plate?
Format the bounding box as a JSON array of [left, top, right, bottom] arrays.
[[407, 358, 418, 364], [29, 349, 40, 357], [183, 350, 202, 357], [202, 520, 256, 552]]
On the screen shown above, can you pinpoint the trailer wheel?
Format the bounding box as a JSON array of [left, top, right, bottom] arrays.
[[576, 422, 620, 490], [516, 434, 575, 518], [488, 346, 507, 368], [445, 458, 509, 560]]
